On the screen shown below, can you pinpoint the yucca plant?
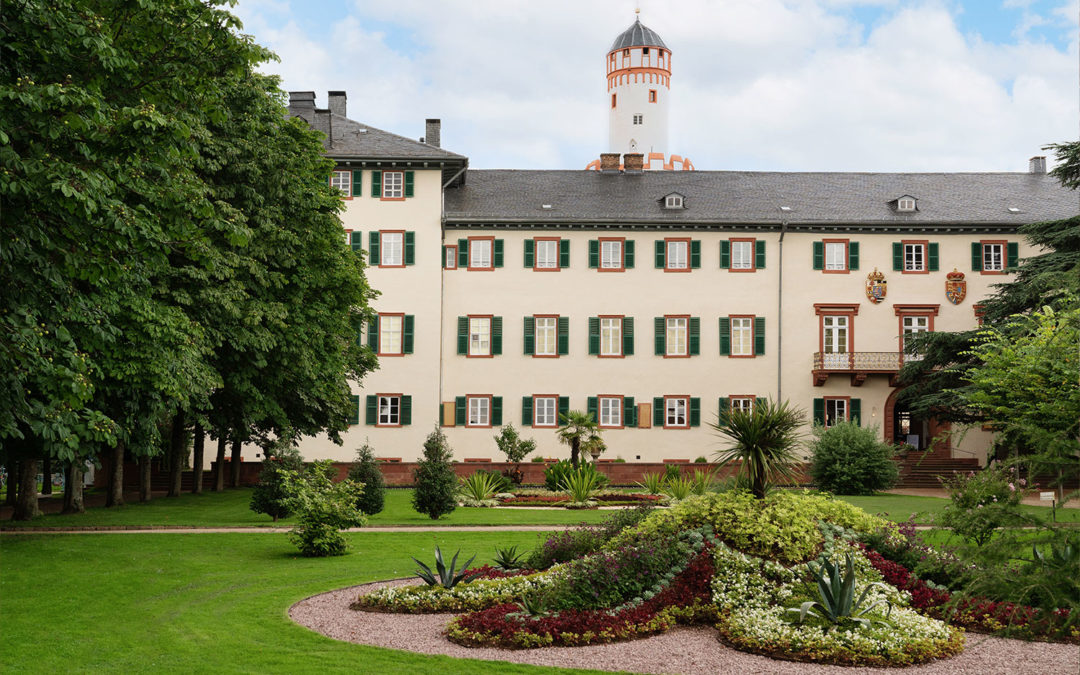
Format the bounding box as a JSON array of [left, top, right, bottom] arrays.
[[787, 552, 892, 631], [690, 468, 717, 495], [492, 544, 527, 570], [559, 468, 603, 503], [412, 546, 482, 588], [458, 471, 501, 502], [636, 472, 665, 495], [663, 475, 694, 501], [712, 397, 806, 500]]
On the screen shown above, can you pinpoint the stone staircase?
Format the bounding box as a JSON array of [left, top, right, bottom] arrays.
[[895, 455, 981, 488]]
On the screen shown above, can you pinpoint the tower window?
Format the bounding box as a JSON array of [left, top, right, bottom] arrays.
[[611, 93, 617, 109], [642, 47, 649, 55], [623, 49, 629, 57], [648, 90, 657, 103], [633, 114, 643, 125]]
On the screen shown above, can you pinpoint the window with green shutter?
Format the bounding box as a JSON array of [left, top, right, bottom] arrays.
[[849, 398, 861, 426], [351, 170, 363, 197], [491, 396, 503, 426], [523, 239, 535, 267], [523, 316, 535, 355], [558, 396, 569, 421], [403, 232, 415, 265], [848, 242, 860, 271], [654, 317, 666, 355], [349, 231, 363, 252], [403, 171, 414, 197], [624, 397, 636, 427], [689, 317, 700, 355], [812, 241, 824, 270], [456, 316, 468, 355], [588, 240, 599, 268], [587, 396, 598, 420], [654, 240, 666, 268], [365, 395, 377, 425], [755, 240, 766, 269], [403, 315, 414, 354], [1007, 242, 1019, 270], [754, 317, 766, 356], [521, 396, 533, 426], [689, 397, 700, 427], [491, 316, 503, 355], [457, 239, 468, 268], [813, 398, 825, 426], [718, 397, 729, 423], [559, 239, 570, 268], [588, 317, 600, 355], [622, 317, 634, 355], [928, 242, 939, 271], [624, 240, 635, 268], [653, 397, 664, 427], [370, 170, 381, 198], [347, 395, 361, 426], [493, 239, 504, 268], [367, 318, 379, 351], [718, 317, 731, 355], [892, 242, 903, 271], [690, 240, 701, 269], [719, 240, 731, 269], [455, 396, 466, 426], [368, 231, 380, 262], [971, 242, 983, 271], [557, 316, 569, 355]]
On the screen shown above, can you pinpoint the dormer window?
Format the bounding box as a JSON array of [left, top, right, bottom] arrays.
[[664, 194, 685, 209], [895, 196, 917, 212]]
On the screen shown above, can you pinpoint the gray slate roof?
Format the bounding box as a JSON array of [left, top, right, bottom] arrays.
[[444, 170, 1079, 229], [291, 107, 466, 162], [610, 18, 668, 51]]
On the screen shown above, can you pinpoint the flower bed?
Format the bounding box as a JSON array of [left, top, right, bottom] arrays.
[[497, 492, 661, 507]]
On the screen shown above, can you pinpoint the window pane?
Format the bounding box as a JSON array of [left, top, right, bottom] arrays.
[[469, 317, 490, 355], [536, 240, 558, 268], [666, 398, 686, 426], [825, 242, 846, 270], [380, 315, 402, 354], [731, 397, 753, 413], [381, 232, 403, 265], [601, 241, 622, 269], [731, 241, 752, 269], [600, 318, 621, 356], [445, 247, 456, 268], [468, 397, 489, 426], [535, 317, 556, 356], [825, 399, 847, 427], [904, 244, 924, 271], [984, 244, 1003, 271], [330, 171, 350, 194], [383, 171, 403, 198], [667, 241, 688, 269], [535, 397, 556, 426], [378, 396, 399, 425], [666, 317, 687, 356], [731, 317, 752, 356], [599, 397, 621, 426], [470, 239, 491, 268]]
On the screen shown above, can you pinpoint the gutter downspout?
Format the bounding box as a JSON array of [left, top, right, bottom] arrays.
[[777, 218, 788, 401]]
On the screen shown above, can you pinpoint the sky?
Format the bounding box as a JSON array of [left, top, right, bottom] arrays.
[[231, 0, 1079, 172]]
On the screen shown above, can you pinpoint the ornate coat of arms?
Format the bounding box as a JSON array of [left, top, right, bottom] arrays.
[[865, 268, 887, 304], [946, 269, 967, 305]]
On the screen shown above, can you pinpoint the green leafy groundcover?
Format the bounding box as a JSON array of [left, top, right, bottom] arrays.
[[355, 491, 965, 666]]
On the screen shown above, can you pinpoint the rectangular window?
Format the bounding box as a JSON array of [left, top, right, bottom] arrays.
[[600, 317, 622, 356], [902, 316, 929, 361], [730, 317, 753, 356], [825, 398, 848, 428], [534, 396, 557, 428], [611, 93, 617, 108], [731, 240, 753, 270], [468, 317, 491, 357], [377, 395, 400, 426], [535, 238, 558, 269], [825, 241, 847, 271], [904, 243, 925, 272], [599, 396, 622, 428], [665, 239, 689, 271], [444, 245, 457, 270], [380, 231, 403, 267], [983, 243, 1004, 272], [378, 314, 403, 355], [730, 396, 754, 414], [633, 114, 643, 125], [535, 316, 557, 356], [665, 317, 687, 357], [648, 89, 657, 103], [469, 237, 493, 270], [330, 170, 350, 195], [382, 171, 403, 199], [665, 397, 688, 428], [600, 238, 624, 271], [467, 396, 490, 427]]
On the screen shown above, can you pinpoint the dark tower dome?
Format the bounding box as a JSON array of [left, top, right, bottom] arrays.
[[609, 17, 667, 52]]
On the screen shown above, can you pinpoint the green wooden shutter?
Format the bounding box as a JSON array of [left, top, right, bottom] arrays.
[[719, 317, 731, 355], [812, 241, 824, 270], [971, 242, 983, 271], [654, 317, 666, 355], [557, 316, 569, 355], [404, 231, 415, 265], [368, 231, 380, 263], [523, 316, 535, 355], [588, 317, 600, 355], [371, 170, 381, 198], [849, 399, 861, 426], [1007, 242, 1019, 270], [558, 396, 569, 421], [455, 396, 466, 426], [493, 239, 504, 268], [458, 239, 468, 267], [492, 316, 502, 355], [813, 398, 825, 426], [654, 240, 665, 268], [625, 240, 635, 268], [622, 317, 634, 355], [491, 397, 503, 426], [348, 395, 360, 426], [754, 317, 766, 356], [587, 396, 598, 420], [367, 318, 379, 350], [892, 243, 903, 271], [457, 316, 468, 354], [403, 171, 414, 197], [624, 397, 636, 427], [719, 240, 730, 269], [523, 239, 535, 268], [755, 240, 766, 269], [588, 240, 599, 268], [403, 315, 414, 354], [351, 170, 362, 197], [653, 397, 665, 427], [690, 240, 701, 269], [559, 239, 570, 268], [848, 242, 860, 271], [401, 396, 412, 425], [928, 243, 939, 271], [364, 395, 377, 425], [689, 397, 701, 427], [718, 397, 729, 423], [689, 317, 700, 355], [350, 231, 363, 252], [521, 396, 533, 426]]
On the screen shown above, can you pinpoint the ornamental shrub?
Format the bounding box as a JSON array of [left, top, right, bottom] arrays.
[[413, 427, 457, 519], [525, 504, 654, 570], [494, 423, 536, 464], [543, 459, 607, 492], [938, 464, 1026, 546], [808, 421, 898, 495], [249, 441, 305, 522], [347, 441, 385, 515], [284, 460, 366, 557]]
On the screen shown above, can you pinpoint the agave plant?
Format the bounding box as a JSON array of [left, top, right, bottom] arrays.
[[492, 544, 527, 570], [559, 468, 603, 503], [663, 475, 694, 501], [459, 471, 501, 502], [636, 472, 665, 495], [690, 468, 717, 496], [412, 546, 482, 589], [787, 552, 892, 631], [518, 591, 552, 617]]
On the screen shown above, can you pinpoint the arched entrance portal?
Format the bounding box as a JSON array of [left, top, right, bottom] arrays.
[[884, 388, 951, 457]]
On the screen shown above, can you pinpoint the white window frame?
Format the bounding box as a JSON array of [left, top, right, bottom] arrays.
[[633, 113, 643, 125], [825, 398, 848, 428], [534, 396, 557, 428], [897, 197, 916, 212], [666, 240, 688, 270], [469, 238, 493, 270], [468, 317, 491, 357], [467, 396, 490, 427], [904, 243, 925, 272], [378, 314, 403, 355], [377, 395, 400, 426], [600, 240, 623, 270], [598, 396, 622, 428], [534, 316, 557, 356], [665, 397, 688, 428], [731, 240, 753, 270], [825, 241, 847, 271], [666, 317, 687, 357], [444, 245, 457, 270], [600, 317, 622, 357], [731, 317, 753, 357], [535, 239, 558, 269], [983, 243, 1004, 272], [665, 195, 683, 209], [902, 316, 929, 362], [330, 170, 351, 195], [382, 171, 403, 199], [730, 397, 754, 414], [380, 231, 403, 267]]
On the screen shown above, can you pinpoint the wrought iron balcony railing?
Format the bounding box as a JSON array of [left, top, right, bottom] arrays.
[[812, 352, 903, 371]]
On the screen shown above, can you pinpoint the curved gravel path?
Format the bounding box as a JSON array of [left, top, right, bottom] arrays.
[[290, 580, 1080, 674]]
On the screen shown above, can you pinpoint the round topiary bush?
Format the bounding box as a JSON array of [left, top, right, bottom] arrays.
[[808, 421, 899, 495]]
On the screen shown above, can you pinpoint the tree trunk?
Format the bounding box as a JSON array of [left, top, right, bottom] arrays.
[[570, 441, 580, 469], [229, 439, 242, 488], [213, 435, 226, 492], [41, 456, 52, 495], [167, 410, 186, 498], [106, 442, 125, 507], [139, 456, 152, 502], [13, 459, 41, 520], [61, 461, 85, 514], [5, 460, 18, 507], [191, 424, 205, 494]]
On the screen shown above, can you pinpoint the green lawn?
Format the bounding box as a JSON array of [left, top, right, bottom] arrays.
[[834, 493, 1079, 524], [0, 530, 610, 674]]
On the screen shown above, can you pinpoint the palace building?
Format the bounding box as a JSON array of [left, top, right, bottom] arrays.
[[286, 17, 1077, 465]]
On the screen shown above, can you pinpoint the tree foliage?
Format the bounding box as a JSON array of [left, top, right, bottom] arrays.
[[347, 441, 386, 515], [412, 427, 457, 520], [556, 411, 600, 469], [283, 460, 366, 557], [809, 421, 899, 495], [712, 398, 806, 500], [249, 439, 305, 522]]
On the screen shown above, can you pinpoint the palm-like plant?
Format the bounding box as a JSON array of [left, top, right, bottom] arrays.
[[559, 467, 603, 503], [458, 471, 501, 502], [556, 410, 600, 468], [663, 475, 694, 501], [636, 472, 665, 495], [787, 552, 893, 631], [712, 398, 806, 500], [690, 468, 717, 495]]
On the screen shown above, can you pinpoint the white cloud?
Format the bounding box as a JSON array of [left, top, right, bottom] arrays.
[[231, 0, 1078, 171]]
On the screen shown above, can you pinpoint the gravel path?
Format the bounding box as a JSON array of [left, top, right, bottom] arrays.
[[290, 580, 1080, 675]]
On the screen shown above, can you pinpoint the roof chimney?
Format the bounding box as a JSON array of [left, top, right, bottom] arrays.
[[327, 91, 346, 118], [623, 153, 644, 173], [600, 153, 620, 172], [1029, 156, 1047, 174], [425, 119, 441, 148], [288, 91, 316, 117]]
